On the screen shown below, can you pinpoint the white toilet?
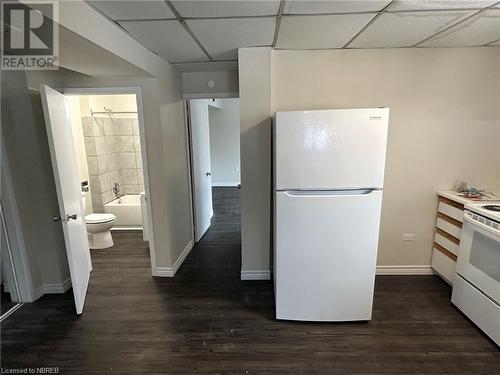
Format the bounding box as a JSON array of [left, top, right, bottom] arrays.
[[81, 193, 116, 249]]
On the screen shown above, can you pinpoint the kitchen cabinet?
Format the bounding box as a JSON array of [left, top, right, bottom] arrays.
[[431, 194, 464, 285], [431, 191, 498, 285]]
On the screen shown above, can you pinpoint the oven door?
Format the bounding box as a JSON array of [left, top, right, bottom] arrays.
[[456, 213, 500, 304]]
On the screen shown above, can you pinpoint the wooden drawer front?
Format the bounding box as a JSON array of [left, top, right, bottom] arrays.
[[436, 217, 462, 239], [434, 230, 459, 255], [438, 201, 464, 223], [431, 248, 456, 285]]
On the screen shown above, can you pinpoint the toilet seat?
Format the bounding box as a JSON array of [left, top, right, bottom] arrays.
[[85, 213, 116, 224]]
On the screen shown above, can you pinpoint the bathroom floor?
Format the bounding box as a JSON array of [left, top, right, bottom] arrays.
[[1, 188, 499, 374]]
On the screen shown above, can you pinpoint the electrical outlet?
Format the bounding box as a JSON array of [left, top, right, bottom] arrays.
[[401, 233, 416, 242]]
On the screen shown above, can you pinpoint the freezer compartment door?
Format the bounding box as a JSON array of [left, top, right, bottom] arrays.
[[275, 108, 389, 190], [274, 190, 383, 321]]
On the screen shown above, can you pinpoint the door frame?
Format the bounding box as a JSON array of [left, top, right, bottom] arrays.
[[62, 86, 158, 274], [185, 99, 214, 242], [183, 100, 196, 244], [183, 96, 239, 244]]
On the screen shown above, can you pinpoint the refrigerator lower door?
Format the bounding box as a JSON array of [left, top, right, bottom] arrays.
[[274, 189, 383, 321]]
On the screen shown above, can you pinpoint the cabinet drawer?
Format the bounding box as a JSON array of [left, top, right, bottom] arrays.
[[436, 216, 462, 239], [434, 230, 459, 255], [431, 248, 456, 285], [438, 201, 464, 222]]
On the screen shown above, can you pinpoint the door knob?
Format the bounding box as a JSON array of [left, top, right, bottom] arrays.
[[53, 214, 77, 222], [206, 172, 211, 176]]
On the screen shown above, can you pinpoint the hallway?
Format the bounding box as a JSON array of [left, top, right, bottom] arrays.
[[1, 188, 499, 374]]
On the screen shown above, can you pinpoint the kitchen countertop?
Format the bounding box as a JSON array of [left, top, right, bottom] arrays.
[[438, 190, 499, 206]]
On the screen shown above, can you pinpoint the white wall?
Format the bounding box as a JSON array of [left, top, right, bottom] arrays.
[[209, 98, 241, 186], [182, 71, 239, 98], [239, 46, 500, 276], [55, 73, 192, 275], [67, 96, 93, 214], [0, 1, 194, 306], [80, 94, 138, 115], [2, 71, 71, 298], [17, 68, 192, 280], [238, 48, 273, 279]]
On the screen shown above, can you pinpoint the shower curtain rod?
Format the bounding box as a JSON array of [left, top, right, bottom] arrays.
[[90, 109, 138, 115]]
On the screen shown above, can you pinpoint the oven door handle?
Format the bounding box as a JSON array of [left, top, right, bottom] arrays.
[[464, 215, 500, 238]]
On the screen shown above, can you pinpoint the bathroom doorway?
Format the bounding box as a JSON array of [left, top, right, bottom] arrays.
[[67, 94, 146, 230], [41, 86, 156, 314]]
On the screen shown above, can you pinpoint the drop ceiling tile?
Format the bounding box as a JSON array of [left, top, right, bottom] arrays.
[[171, 0, 280, 17], [186, 18, 275, 60], [349, 10, 472, 48], [119, 20, 208, 63], [276, 14, 376, 49], [421, 8, 500, 46], [387, 0, 497, 12], [90, 1, 175, 20], [284, 0, 391, 14]]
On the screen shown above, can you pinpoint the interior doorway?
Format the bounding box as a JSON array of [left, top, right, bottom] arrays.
[[40, 86, 155, 314], [186, 98, 240, 242]]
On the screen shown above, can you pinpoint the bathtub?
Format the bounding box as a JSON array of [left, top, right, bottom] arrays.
[[104, 194, 142, 229]]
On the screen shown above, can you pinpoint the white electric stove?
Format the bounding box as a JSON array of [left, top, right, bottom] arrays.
[[465, 202, 500, 223], [452, 202, 500, 346]]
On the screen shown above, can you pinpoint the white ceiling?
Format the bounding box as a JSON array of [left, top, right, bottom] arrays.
[[89, 0, 500, 71], [283, 1, 392, 14], [349, 10, 473, 48], [171, 0, 281, 17], [421, 8, 500, 46], [278, 14, 377, 49], [118, 19, 207, 62], [187, 17, 276, 60], [91, 1, 175, 20]]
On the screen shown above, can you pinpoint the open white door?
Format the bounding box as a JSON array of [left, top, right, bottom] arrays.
[[40, 84, 91, 314], [188, 100, 213, 242]]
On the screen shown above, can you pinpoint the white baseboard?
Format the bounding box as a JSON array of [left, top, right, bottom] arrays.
[[153, 241, 193, 277], [32, 278, 72, 301], [376, 265, 434, 275], [212, 182, 240, 187], [241, 270, 271, 280]]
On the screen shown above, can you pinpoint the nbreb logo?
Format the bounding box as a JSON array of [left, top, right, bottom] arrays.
[[1, 1, 58, 70]]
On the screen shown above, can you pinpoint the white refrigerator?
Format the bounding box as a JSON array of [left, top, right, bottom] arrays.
[[273, 108, 389, 321]]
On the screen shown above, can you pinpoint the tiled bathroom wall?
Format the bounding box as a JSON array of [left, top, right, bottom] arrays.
[[82, 115, 144, 212]]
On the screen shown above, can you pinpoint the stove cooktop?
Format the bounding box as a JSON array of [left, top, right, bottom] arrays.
[[483, 205, 500, 212], [465, 202, 500, 222]]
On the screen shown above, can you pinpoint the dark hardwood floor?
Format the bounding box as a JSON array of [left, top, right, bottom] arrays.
[[1, 187, 499, 374]]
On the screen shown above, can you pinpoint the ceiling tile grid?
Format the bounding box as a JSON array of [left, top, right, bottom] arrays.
[[283, 0, 392, 14], [89, 0, 500, 70], [90, 1, 175, 20], [171, 0, 281, 18], [349, 10, 474, 48], [277, 13, 377, 49], [118, 20, 208, 63], [186, 17, 276, 60], [386, 0, 499, 12], [420, 8, 500, 46]]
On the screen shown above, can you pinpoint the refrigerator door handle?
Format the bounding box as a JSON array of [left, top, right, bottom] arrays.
[[282, 189, 379, 197]]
